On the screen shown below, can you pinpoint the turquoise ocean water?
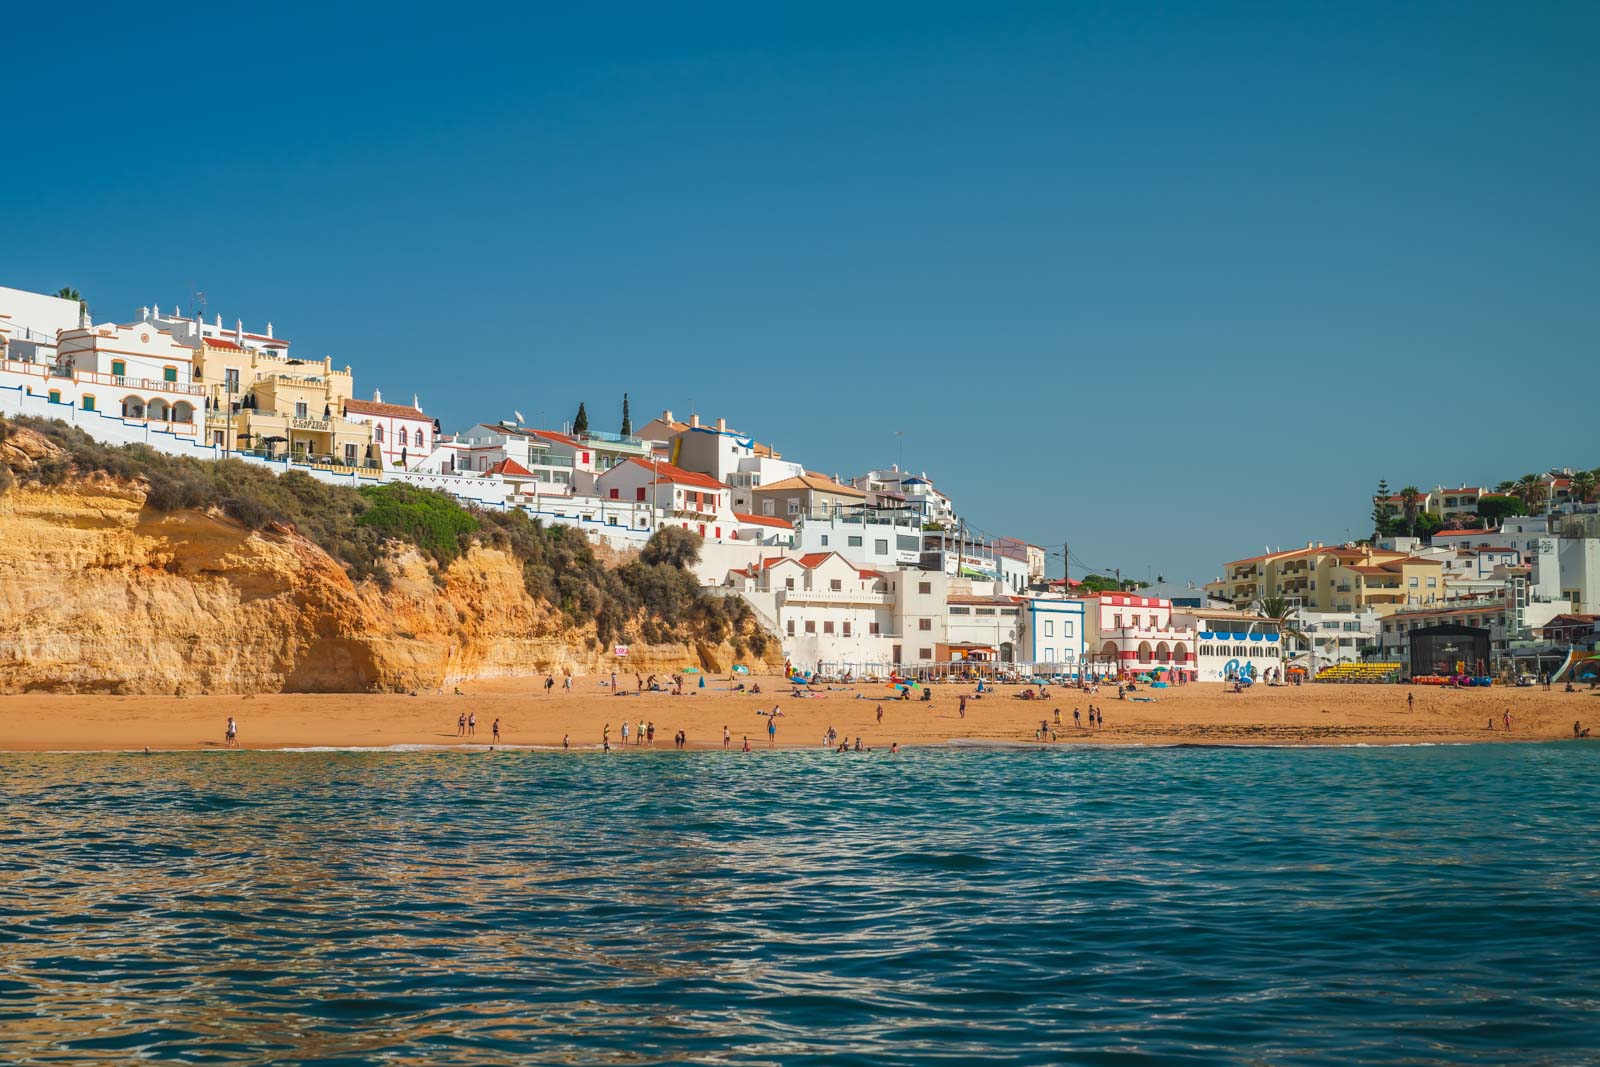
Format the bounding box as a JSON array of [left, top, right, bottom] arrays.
[[1, 744, 1597, 1066]]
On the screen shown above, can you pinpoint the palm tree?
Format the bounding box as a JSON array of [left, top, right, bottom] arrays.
[[1399, 486, 1423, 536], [1513, 473, 1547, 510], [1570, 469, 1597, 505], [55, 287, 87, 316], [1495, 480, 1516, 494], [1258, 595, 1309, 671]]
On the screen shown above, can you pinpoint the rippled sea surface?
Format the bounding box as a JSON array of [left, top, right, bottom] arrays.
[[2, 745, 1598, 1066]]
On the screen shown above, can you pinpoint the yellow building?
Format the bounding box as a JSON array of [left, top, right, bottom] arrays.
[[196, 337, 366, 464], [1208, 543, 1447, 616]]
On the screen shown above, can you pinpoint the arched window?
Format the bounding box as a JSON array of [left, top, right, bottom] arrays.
[[374, 425, 384, 444]]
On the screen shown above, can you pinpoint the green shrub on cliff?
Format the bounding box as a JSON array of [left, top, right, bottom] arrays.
[[6, 416, 768, 654]]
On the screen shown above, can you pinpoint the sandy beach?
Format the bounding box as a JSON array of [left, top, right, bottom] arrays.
[[1, 674, 1597, 752]]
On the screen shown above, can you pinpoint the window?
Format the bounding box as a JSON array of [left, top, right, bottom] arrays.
[[821, 535, 829, 546], [805, 620, 816, 634], [918, 581, 931, 595], [1063, 621, 1074, 637], [1044, 620, 1055, 637], [870, 622, 880, 635], [949, 606, 970, 615], [609, 488, 619, 499], [786, 620, 795, 636], [785, 578, 794, 590], [344, 443, 358, 465], [848, 535, 863, 547], [762, 500, 775, 516], [47, 389, 61, 403], [635, 487, 646, 502], [875, 539, 888, 554], [581, 452, 590, 464], [111, 360, 126, 378], [375, 425, 384, 443], [225, 368, 239, 393], [919, 647, 932, 660], [830, 579, 842, 591], [163, 366, 177, 383], [1408, 576, 1418, 587], [787, 501, 800, 516], [1114, 614, 1123, 628], [81, 395, 95, 411], [823, 621, 834, 635], [919, 618, 932, 631], [295, 402, 308, 418], [843, 621, 852, 637], [1426, 577, 1437, 588]]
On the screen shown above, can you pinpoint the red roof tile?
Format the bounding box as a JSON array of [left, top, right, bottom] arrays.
[[345, 398, 428, 420], [732, 512, 793, 529], [619, 456, 725, 491], [486, 458, 536, 477]]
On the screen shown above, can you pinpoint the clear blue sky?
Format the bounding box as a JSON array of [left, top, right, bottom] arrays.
[[7, 2, 1597, 582]]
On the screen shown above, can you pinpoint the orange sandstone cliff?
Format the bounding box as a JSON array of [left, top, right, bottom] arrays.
[[0, 429, 775, 694]]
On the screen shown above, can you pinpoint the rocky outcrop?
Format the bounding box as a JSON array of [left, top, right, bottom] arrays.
[[0, 428, 774, 694]]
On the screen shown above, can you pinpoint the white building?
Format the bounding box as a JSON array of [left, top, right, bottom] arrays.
[[1082, 592, 1197, 679], [0, 285, 84, 366], [342, 393, 435, 471], [1176, 608, 1286, 683], [793, 507, 926, 570], [1294, 610, 1382, 669], [850, 466, 957, 527], [596, 457, 737, 537], [725, 552, 899, 673], [1026, 597, 1087, 673]]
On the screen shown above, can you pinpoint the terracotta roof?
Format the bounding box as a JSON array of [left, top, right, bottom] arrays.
[[732, 512, 793, 529], [202, 336, 243, 351], [754, 473, 867, 497], [345, 398, 427, 419], [797, 552, 833, 569], [486, 458, 536, 478], [858, 569, 882, 579], [616, 456, 725, 491], [528, 428, 580, 447], [947, 594, 1024, 606]]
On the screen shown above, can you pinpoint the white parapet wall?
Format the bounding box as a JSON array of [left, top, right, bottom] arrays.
[[0, 363, 739, 570]]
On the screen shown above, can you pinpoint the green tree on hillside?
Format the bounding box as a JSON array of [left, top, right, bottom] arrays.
[[1372, 480, 1398, 541], [572, 402, 589, 435], [1477, 494, 1526, 525], [1569, 469, 1597, 504], [1512, 473, 1547, 511], [1399, 486, 1423, 537]]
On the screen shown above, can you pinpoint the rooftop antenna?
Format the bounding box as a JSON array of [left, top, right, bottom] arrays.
[[192, 289, 207, 320]]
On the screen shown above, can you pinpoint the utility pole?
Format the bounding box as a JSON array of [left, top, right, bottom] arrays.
[[1063, 539, 1069, 590]]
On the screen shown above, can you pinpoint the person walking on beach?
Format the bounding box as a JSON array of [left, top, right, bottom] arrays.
[[620, 720, 630, 746], [492, 718, 501, 743], [563, 733, 570, 751], [1097, 708, 1104, 730], [225, 717, 237, 748], [637, 718, 646, 745], [611, 669, 619, 694], [457, 712, 466, 737], [767, 716, 778, 743], [468, 713, 476, 736], [1074, 707, 1081, 728], [563, 672, 572, 693], [1407, 691, 1414, 712], [876, 705, 883, 725], [742, 736, 751, 752], [646, 721, 655, 746], [958, 694, 967, 719], [723, 725, 731, 750], [1503, 709, 1512, 733], [545, 674, 555, 696]]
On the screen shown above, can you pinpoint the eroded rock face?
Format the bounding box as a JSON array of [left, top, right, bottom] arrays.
[[0, 430, 773, 693]]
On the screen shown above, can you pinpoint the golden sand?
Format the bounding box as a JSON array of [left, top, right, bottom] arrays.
[[1, 674, 1596, 751]]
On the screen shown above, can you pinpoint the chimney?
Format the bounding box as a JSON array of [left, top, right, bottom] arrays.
[[716, 417, 726, 432], [662, 409, 673, 422], [691, 414, 701, 428], [235, 318, 244, 343], [138, 307, 149, 321], [266, 322, 273, 339], [215, 313, 222, 328], [373, 389, 382, 403], [153, 304, 161, 318]]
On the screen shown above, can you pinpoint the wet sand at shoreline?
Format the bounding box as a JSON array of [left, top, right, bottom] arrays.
[[2, 675, 1597, 752]]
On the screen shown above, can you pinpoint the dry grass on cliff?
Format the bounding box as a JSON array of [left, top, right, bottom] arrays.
[[0, 415, 771, 659]]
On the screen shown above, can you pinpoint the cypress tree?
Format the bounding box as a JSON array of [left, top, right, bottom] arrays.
[[573, 402, 588, 435], [620, 393, 632, 436]]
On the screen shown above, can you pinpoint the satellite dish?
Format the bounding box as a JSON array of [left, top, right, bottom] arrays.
[[513, 410, 525, 424]]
